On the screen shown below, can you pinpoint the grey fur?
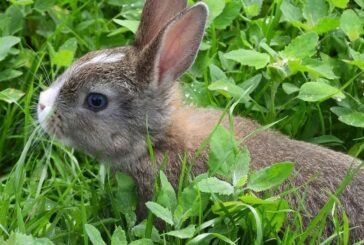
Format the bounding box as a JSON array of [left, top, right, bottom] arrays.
[[38, 0, 364, 241]]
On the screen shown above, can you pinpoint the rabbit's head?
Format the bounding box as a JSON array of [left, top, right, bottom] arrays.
[[37, 0, 208, 163]]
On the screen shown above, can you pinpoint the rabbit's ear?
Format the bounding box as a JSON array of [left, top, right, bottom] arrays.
[[140, 3, 208, 86], [135, 0, 187, 48]]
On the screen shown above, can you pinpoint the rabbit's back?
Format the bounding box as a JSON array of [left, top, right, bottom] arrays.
[[166, 107, 364, 240], [240, 122, 364, 234], [117, 105, 363, 240]]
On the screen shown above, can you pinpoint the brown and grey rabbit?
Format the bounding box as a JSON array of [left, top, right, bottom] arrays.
[[37, 0, 364, 241]]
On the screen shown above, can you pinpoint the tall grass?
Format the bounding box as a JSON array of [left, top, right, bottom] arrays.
[[0, 0, 363, 244]]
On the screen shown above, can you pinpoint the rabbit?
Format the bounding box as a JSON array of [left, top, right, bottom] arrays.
[[37, 0, 364, 241]]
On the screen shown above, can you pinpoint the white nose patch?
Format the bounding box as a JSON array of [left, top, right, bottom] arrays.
[[37, 82, 63, 130]]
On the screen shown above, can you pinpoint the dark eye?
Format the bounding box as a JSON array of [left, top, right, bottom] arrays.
[[86, 93, 108, 111]]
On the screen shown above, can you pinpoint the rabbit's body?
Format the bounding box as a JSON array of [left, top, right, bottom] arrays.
[[37, 0, 364, 241], [117, 90, 364, 240]]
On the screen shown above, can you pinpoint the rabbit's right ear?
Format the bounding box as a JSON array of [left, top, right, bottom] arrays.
[[135, 0, 187, 48], [137, 3, 208, 87]]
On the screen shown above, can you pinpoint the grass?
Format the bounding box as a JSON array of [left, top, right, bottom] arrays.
[[0, 0, 364, 244]]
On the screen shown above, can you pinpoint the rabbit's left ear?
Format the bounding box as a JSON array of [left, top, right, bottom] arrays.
[[138, 3, 208, 86]]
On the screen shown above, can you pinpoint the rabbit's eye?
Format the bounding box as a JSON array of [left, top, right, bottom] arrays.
[[86, 93, 108, 112]]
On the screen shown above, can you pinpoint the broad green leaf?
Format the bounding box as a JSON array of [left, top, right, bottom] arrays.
[[231, 149, 250, 187], [106, 0, 127, 6], [282, 83, 299, 94], [339, 111, 364, 128], [268, 63, 289, 80], [199, 42, 211, 51], [303, 0, 328, 26], [247, 162, 294, 192], [224, 49, 270, 69], [34, 0, 56, 12], [354, 0, 364, 8], [85, 224, 106, 245], [9, 0, 33, 5], [52, 38, 78, 67], [53, 50, 74, 67], [129, 239, 154, 245], [340, 10, 363, 41], [240, 194, 278, 205], [209, 64, 227, 81], [346, 59, 364, 70], [258, 199, 289, 233], [113, 19, 140, 33], [331, 106, 352, 117], [345, 48, 364, 70], [111, 226, 127, 245], [218, 50, 232, 71], [203, 0, 225, 23], [298, 82, 344, 102], [214, 0, 242, 29], [0, 88, 24, 104], [1, 232, 54, 245], [242, 0, 263, 17], [183, 81, 211, 107], [312, 17, 340, 34], [280, 32, 318, 60], [114, 172, 137, 219], [157, 171, 177, 211], [302, 59, 338, 79], [0, 36, 20, 61], [2, 5, 24, 35], [196, 177, 234, 195], [0, 69, 22, 82], [131, 222, 160, 242], [59, 38, 78, 53], [309, 135, 344, 145], [178, 184, 209, 218], [288, 59, 337, 79], [207, 126, 236, 175], [280, 0, 302, 22], [239, 74, 262, 94], [329, 0, 348, 8], [208, 81, 244, 99], [166, 225, 196, 239], [146, 202, 174, 225], [187, 233, 235, 245]]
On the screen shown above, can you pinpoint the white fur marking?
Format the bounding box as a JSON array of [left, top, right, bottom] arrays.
[[37, 77, 67, 130], [78, 53, 125, 69], [38, 88, 57, 129]]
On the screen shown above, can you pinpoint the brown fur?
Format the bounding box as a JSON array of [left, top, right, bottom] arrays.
[[38, 0, 364, 241], [121, 93, 364, 240]]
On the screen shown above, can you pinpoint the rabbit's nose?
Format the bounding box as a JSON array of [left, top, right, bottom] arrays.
[[39, 103, 46, 111]]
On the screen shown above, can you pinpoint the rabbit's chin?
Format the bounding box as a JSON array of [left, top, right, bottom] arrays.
[[76, 139, 150, 169], [42, 125, 72, 147]]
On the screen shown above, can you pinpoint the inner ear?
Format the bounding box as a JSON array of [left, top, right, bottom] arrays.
[[136, 3, 208, 87], [135, 0, 187, 48], [156, 3, 208, 85]]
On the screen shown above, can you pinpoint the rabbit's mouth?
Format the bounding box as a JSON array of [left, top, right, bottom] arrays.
[[46, 113, 65, 138], [38, 107, 65, 140]]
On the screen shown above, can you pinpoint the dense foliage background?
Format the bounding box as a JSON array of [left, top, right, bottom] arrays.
[[0, 0, 363, 244]]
